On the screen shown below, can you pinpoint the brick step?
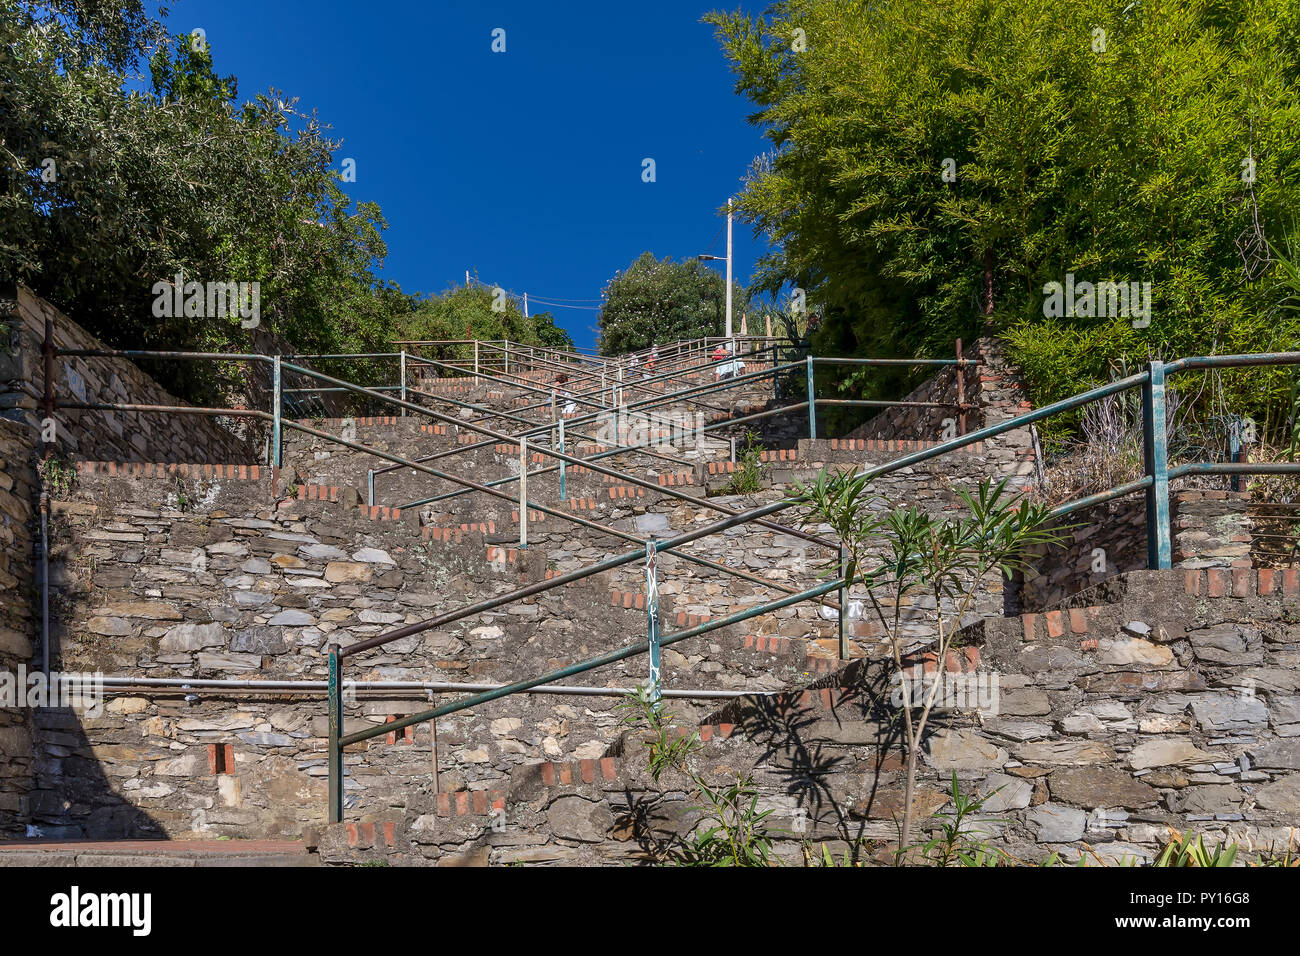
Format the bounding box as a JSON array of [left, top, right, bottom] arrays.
[[706, 402, 772, 424], [432, 789, 507, 817], [606, 588, 711, 629], [292, 415, 405, 428], [565, 485, 653, 511], [417, 525, 537, 576], [287, 482, 406, 520]]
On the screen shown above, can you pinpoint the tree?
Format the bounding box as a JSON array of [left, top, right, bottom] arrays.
[[706, 0, 1300, 440], [794, 473, 1061, 859], [391, 283, 574, 368], [597, 252, 747, 355], [2, 2, 408, 403]]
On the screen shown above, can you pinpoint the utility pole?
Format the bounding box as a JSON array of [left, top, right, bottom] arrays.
[[698, 200, 734, 341], [725, 198, 733, 341], [523, 292, 528, 318]]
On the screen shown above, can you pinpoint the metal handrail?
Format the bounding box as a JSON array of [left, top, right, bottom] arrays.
[[48, 327, 1300, 824], [324, 351, 1300, 818], [364, 347, 793, 491], [469, 340, 757, 417], [274, 363, 844, 578], [335, 577, 847, 748]]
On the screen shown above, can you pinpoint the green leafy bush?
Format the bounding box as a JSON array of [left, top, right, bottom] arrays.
[[707, 0, 1300, 441]]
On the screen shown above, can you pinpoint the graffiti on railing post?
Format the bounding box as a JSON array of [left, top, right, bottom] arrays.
[[806, 355, 816, 439], [1229, 415, 1256, 492], [519, 437, 528, 550], [955, 338, 967, 434], [557, 417, 566, 501], [327, 645, 344, 823], [646, 539, 661, 704], [271, 355, 282, 469]]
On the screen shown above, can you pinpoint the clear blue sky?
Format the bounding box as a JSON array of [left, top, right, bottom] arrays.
[[161, 0, 772, 350]]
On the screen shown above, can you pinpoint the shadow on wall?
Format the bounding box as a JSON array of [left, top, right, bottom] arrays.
[[1016, 498, 1149, 614], [701, 657, 956, 861], [28, 706, 164, 839]]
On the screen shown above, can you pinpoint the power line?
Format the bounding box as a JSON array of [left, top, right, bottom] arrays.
[[527, 299, 601, 311], [463, 273, 604, 313], [700, 218, 726, 260], [522, 293, 603, 303]]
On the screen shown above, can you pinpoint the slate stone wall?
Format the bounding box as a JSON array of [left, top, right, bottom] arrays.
[[318, 569, 1300, 866], [0, 284, 253, 464], [0, 420, 37, 835]]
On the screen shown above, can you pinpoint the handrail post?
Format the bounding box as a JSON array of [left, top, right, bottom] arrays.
[[367, 469, 374, 507], [504, 341, 510, 376], [327, 644, 343, 823], [955, 338, 967, 435], [806, 355, 816, 440], [646, 540, 661, 704], [1228, 414, 1243, 492], [558, 417, 566, 501], [474, 340, 479, 376], [519, 437, 528, 549], [272, 354, 283, 469], [399, 350, 407, 406], [1142, 361, 1172, 569]]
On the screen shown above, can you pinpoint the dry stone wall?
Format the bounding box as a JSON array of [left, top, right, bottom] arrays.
[[0, 284, 253, 464], [1020, 488, 1256, 613], [0, 420, 36, 835], [318, 568, 1300, 866]]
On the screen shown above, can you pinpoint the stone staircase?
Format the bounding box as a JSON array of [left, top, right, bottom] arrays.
[[8, 317, 1296, 867]]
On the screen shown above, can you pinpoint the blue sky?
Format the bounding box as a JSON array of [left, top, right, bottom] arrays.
[[161, 0, 772, 349]]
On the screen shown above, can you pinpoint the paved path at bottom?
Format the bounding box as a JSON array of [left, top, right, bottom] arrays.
[[0, 839, 318, 866]]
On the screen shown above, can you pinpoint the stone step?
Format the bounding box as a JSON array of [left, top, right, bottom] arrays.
[[0, 839, 318, 867]]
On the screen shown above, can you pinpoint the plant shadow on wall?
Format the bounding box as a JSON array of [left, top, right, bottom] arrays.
[[614, 477, 1062, 865], [703, 657, 912, 860], [617, 687, 780, 867], [793, 473, 1064, 859]]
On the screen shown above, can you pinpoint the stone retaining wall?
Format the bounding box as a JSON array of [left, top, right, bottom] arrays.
[[1020, 488, 1256, 613], [0, 284, 253, 464], [317, 569, 1300, 866], [0, 420, 36, 836]]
